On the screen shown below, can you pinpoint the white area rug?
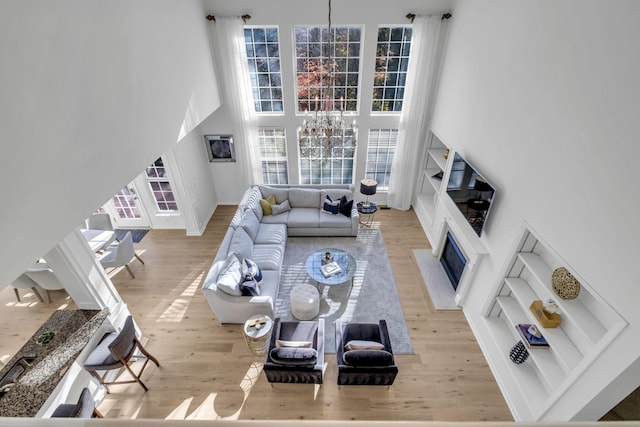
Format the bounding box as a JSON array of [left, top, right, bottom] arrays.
[[413, 249, 460, 310], [275, 229, 413, 354]]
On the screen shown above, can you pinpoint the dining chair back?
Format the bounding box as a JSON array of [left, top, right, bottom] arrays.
[[25, 264, 66, 303], [51, 387, 103, 418], [83, 316, 160, 392], [87, 213, 114, 231], [98, 231, 144, 278]]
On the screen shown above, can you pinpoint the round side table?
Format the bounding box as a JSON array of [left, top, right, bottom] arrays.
[[243, 315, 273, 356]]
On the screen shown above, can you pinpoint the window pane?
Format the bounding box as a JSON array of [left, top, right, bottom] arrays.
[[298, 128, 355, 184], [371, 26, 412, 113], [365, 129, 398, 189], [245, 26, 283, 114], [295, 25, 362, 113], [258, 128, 288, 184]]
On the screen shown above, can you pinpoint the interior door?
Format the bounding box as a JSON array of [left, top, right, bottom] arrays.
[[101, 182, 151, 229]]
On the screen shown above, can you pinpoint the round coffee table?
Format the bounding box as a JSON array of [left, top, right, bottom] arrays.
[[305, 248, 357, 288]]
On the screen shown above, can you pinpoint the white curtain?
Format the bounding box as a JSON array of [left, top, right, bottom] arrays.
[[387, 15, 446, 210], [212, 17, 261, 186]]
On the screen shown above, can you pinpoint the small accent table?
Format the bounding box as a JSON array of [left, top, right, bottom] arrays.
[[357, 201, 378, 228], [243, 315, 273, 356]]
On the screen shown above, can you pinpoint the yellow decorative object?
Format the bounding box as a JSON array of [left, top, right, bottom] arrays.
[[530, 300, 561, 328], [259, 194, 276, 215], [551, 267, 581, 300]]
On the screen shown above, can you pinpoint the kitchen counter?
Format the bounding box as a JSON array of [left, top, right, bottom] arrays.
[[0, 308, 109, 417]]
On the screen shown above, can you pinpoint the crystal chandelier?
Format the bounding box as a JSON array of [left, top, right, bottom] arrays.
[[298, 0, 357, 158]]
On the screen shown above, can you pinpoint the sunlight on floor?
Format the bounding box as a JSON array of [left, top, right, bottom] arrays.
[[156, 268, 206, 323], [164, 361, 264, 420]]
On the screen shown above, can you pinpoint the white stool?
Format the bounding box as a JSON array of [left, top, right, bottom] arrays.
[[290, 284, 320, 320]]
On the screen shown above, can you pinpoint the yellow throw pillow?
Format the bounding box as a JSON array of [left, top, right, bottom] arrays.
[[259, 194, 276, 215]]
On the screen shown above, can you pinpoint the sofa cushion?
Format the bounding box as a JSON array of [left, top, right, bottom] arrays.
[[250, 244, 284, 271], [287, 208, 320, 228], [319, 211, 351, 228], [228, 228, 253, 261], [241, 187, 263, 222], [271, 199, 291, 215], [260, 194, 276, 215], [270, 347, 318, 365], [239, 209, 261, 241], [343, 349, 393, 366], [255, 223, 287, 245], [289, 188, 320, 208], [215, 253, 243, 296], [322, 195, 340, 214], [259, 185, 290, 204], [241, 258, 263, 285], [260, 211, 289, 224]]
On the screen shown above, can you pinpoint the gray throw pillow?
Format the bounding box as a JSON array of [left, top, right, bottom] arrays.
[[271, 199, 291, 215], [270, 347, 317, 365]]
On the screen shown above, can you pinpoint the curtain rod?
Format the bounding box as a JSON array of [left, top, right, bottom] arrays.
[[206, 14, 252, 23], [405, 12, 452, 23]]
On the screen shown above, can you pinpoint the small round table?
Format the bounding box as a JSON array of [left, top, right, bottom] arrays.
[[290, 284, 320, 320], [357, 201, 378, 228], [243, 314, 273, 356]]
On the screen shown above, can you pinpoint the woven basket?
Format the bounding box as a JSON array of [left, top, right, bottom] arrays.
[[551, 267, 580, 300]]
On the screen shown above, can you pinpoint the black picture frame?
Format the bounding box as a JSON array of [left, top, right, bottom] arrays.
[[204, 135, 236, 162]]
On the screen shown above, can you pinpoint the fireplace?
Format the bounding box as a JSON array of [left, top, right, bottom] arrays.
[[440, 232, 467, 290]]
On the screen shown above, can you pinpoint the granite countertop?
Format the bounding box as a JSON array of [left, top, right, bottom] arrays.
[[0, 308, 109, 417]]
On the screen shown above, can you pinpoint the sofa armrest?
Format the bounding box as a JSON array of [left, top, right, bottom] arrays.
[[350, 207, 359, 235]]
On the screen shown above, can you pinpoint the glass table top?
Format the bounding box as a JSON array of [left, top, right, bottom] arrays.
[[305, 248, 357, 286]]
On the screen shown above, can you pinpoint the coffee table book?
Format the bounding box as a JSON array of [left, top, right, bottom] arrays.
[[515, 323, 549, 348], [320, 261, 341, 278]]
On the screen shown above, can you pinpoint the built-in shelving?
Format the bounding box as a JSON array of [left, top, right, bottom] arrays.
[[414, 131, 450, 229], [482, 226, 627, 420]]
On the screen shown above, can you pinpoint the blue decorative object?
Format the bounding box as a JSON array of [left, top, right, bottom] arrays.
[[242, 258, 263, 286]]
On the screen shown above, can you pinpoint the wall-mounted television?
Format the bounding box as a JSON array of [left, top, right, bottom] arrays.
[[446, 152, 496, 237]]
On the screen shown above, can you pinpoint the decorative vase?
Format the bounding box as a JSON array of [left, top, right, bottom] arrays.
[[322, 251, 333, 265], [552, 267, 581, 300], [509, 341, 529, 364]]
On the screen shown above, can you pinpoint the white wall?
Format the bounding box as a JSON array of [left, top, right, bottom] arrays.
[[432, 0, 640, 419], [0, 0, 221, 288]]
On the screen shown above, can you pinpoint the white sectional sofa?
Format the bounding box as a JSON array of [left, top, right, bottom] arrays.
[[201, 184, 359, 324]]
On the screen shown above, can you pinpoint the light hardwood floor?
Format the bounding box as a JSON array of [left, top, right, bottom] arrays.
[[0, 206, 512, 421]]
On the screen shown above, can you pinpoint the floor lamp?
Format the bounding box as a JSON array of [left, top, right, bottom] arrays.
[[360, 179, 377, 209]]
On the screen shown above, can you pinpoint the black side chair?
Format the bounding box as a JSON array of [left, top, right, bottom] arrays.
[[84, 316, 160, 393], [263, 318, 324, 384], [51, 387, 103, 418], [336, 319, 398, 386]]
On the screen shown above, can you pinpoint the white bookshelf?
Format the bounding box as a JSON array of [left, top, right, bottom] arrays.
[[483, 225, 627, 420]]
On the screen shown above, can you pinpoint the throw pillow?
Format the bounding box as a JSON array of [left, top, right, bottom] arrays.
[[215, 253, 243, 296], [276, 340, 313, 348], [339, 195, 354, 217], [241, 258, 263, 286], [203, 259, 224, 290], [259, 194, 276, 215], [239, 279, 261, 296], [271, 199, 291, 215], [270, 347, 317, 365], [343, 349, 393, 366], [228, 227, 253, 262], [322, 195, 340, 215], [345, 340, 385, 351]]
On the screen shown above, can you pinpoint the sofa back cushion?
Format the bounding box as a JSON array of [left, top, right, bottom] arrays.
[[228, 227, 253, 261], [289, 188, 320, 208], [259, 185, 290, 204], [239, 209, 261, 241]]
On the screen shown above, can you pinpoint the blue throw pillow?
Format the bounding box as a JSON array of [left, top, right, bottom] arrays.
[[239, 279, 261, 296], [322, 195, 340, 215], [242, 258, 263, 285], [339, 196, 353, 217]]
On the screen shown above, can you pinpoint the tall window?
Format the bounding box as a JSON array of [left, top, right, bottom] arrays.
[[299, 131, 355, 185], [145, 158, 178, 211], [294, 26, 362, 112], [372, 27, 412, 112], [366, 129, 398, 189], [258, 128, 289, 184], [244, 27, 283, 113]]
